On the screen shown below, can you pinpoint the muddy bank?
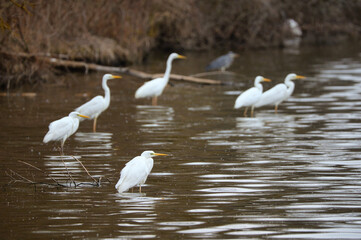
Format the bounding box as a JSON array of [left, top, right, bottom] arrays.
[[1, 0, 360, 88]]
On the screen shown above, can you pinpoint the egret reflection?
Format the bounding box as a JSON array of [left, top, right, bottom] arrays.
[[135, 105, 175, 130], [74, 132, 113, 157]]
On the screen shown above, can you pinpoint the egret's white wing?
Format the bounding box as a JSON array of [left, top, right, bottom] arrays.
[[234, 87, 262, 109], [135, 78, 166, 99], [43, 116, 74, 143], [76, 95, 106, 119], [255, 84, 287, 107], [115, 156, 153, 193]]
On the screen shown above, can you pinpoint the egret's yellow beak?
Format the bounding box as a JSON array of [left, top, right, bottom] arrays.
[[296, 75, 306, 79], [153, 153, 168, 156], [78, 114, 90, 119], [262, 78, 271, 82], [111, 75, 122, 79], [177, 55, 187, 59]]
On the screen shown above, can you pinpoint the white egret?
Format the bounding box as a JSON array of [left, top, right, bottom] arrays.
[[75, 74, 122, 132], [234, 76, 271, 117], [255, 73, 305, 112], [282, 19, 302, 48], [135, 53, 186, 106], [115, 151, 168, 193], [43, 111, 90, 154]]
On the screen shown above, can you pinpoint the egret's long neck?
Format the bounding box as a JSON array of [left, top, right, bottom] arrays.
[[255, 81, 263, 92], [285, 79, 295, 96], [163, 57, 174, 83], [103, 79, 111, 105]]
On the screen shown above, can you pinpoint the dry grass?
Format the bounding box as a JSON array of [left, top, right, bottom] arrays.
[[0, 0, 360, 88]]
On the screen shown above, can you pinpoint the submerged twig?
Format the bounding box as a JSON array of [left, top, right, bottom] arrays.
[[72, 156, 100, 186], [59, 152, 76, 187], [6, 157, 111, 189], [18, 160, 65, 187], [7, 169, 34, 184]]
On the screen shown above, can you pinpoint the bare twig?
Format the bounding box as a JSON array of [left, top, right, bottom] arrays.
[[18, 160, 65, 187], [5, 157, 111, 189], [72, 156, 99, 186], [8, 169, 34, 184], [10, 0, 32, 15], [5, 170, 18, 183], [59, 154, 76, 187]]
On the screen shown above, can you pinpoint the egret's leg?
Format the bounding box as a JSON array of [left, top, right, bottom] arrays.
[[93, 117, 98, 132], [139, 185, 142, 193], [60, 140, 65, 155], [275, 105, 278, 113], [243, 107, 248, 117], [251, 106, 255, 117], [152, 96, 158, 106]]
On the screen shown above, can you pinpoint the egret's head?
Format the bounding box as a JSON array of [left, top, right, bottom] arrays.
[[141, 150, 168, 158], [255, 76, 271, 83], [169, 53, 187, 61], [286, 73, 305, 81], [103, 74, 122, 81], [69, 111, 90, 119]]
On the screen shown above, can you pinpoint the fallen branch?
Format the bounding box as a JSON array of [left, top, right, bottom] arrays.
[[18, 160, 65, 187], [7, 169, 35, 184], [1, 51, 223, 85], [59, 154, 77, 187], [5, 156, 113, 189], [72, 156, 100, 186], [190, 70, 236, 78]]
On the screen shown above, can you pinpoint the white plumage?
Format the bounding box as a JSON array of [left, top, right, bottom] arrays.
[[135, 53, 186, 105], [115, 151, 168, 193], [255, 73, 305, 112], [76, 74, 121, 132], [234, 76, 271, 117], [43, 111, 89, 154]]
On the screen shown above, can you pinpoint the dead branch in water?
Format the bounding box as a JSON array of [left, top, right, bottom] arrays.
[[18, 160, 64, 187], [191, 70, 237, 78], [1, 51, 222, 85], [5, 158, 110, 189], [72, 156, 101, 186]]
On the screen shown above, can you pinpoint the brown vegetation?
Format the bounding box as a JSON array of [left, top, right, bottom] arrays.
[[1, 0, 361, 89]]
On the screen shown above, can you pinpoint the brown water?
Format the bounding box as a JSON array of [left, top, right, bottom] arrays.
[[1, 43, 361, 239]]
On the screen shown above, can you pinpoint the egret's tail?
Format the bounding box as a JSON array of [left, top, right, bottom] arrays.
[[43, 132, 53, 143], [234, 95, 244, 109], [135, 87, 144, 99], [115, 178, 130, 193], [234, 102, 242, 109]]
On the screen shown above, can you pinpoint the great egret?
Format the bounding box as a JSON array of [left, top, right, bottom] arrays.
[[115, 151, 168, 193], [135, 53, 186, 106], [255, 73, 305, 112], [206, 51, 239, 72], [43, 111, 90, 154], [282, 19, 302, 48], [234, 76, 271, 117], [75, 74, 122, 132]]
